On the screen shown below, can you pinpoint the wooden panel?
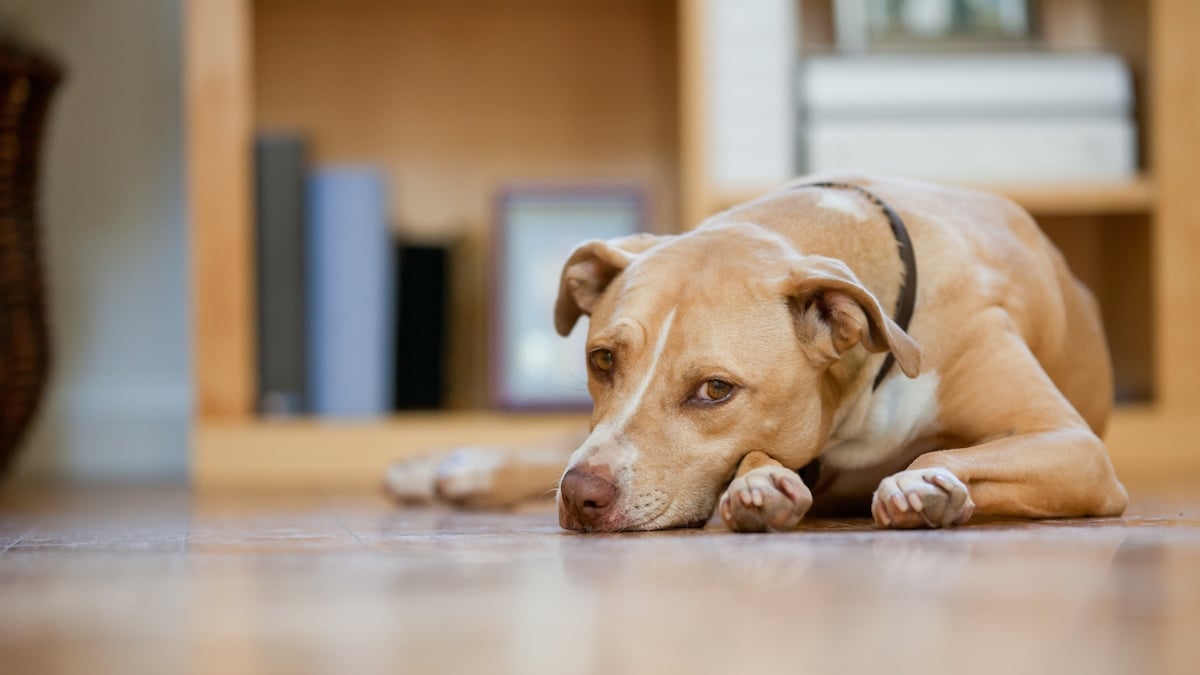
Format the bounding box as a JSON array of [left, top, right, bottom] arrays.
[[1039, 213, 1154, 403], [798, 0, 836, 51], [1106, 408, 1200, 487], [1151, 0, 1200, 411], [193, 412, 589, 491], [252, 0, 679, 409], [1100, 214, 1156, 402], [185, 0, 255, 419], [1039, 0, 1105, 50]]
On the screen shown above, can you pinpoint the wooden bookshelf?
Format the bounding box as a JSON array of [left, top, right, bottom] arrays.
[[186, 0, 669, 489], [187, 0, 1200, 491]]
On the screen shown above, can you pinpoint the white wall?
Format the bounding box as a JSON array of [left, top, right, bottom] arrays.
[[1, 0, 189, 483]]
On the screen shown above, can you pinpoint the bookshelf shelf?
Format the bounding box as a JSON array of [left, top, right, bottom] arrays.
[[703, 175, 1157, 220], [187, 0, 1200, 491], [193, 405, 1191, 492], [976, 175, 1156, 216], [194, 411, 589, 491]]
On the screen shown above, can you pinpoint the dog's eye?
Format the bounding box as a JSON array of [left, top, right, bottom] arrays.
[[696, 379, 734, 402], [589, 349, 614, 373]]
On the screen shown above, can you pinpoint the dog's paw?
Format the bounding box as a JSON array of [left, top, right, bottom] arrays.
[[719, 466, 813, 533], [384, 447, 506, 505], [872, 467, 974, 529], [432, 447, 507, 505], [383, 454, 441, 503]]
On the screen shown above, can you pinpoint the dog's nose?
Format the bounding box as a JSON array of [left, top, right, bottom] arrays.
[[559, 466, 618, 526]]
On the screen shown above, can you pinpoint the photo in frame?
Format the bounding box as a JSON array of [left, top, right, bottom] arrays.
[[834, 0, 1034, 52], [490, 184, 646, 410]]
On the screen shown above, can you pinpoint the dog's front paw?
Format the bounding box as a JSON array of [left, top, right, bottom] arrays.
[[719, 466, 812, 533], [872, 467, 974, 529]]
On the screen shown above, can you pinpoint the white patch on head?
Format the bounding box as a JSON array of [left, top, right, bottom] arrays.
[[823, 370, 941, 471], [612, 306, 676, 431], [817, 191, 867, 221], [563, 306, 677, 483]]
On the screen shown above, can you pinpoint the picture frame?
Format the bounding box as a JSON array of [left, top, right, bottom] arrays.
[[833, 0, 1034, 53], [490, 184, 646, 410]]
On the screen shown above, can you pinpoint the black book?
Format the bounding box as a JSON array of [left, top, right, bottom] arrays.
[[254, 133, 308, 416], [393, 243, 447, 410]]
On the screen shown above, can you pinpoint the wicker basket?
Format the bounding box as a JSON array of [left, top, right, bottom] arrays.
[[0, 42, 61, 475]]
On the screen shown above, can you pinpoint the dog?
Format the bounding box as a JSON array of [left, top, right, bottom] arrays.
[[387, 173, 1129, 532]]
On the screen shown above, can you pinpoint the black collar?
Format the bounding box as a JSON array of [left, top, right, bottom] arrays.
[[791, 182, 918, 491], [796, 181, 918, 391]]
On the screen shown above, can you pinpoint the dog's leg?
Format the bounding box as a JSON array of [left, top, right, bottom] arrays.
[[385, 432, 582, 509], [719, 451, 813, 532], [872, 329, 1128, 529]]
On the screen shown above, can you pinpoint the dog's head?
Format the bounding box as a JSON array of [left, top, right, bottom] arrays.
[[553, 222, 920, 531]]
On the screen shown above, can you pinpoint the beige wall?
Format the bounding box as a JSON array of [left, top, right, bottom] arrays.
[[1, 0, 189, 482]]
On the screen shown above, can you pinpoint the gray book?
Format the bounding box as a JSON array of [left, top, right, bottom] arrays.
[[254, 133, 309, 416]]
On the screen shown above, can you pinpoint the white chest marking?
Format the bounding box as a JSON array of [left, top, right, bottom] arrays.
[[824, 370, 942, 471], [818, 191, 867, 221]]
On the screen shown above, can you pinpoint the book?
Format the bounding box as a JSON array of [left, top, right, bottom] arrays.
[[307, 167, 395, 417], [392, 243, 447, 410], [800, 53, 1137, 181], [802, 53, 1131, 116], [253, 133, 308, 416], [806, 116, 1136, 183], [703, 0, 797, 190]]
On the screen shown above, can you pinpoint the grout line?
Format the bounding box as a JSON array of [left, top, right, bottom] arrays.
[[178, 493, 192, 556], [331, 511, 369, 549], [0, 527, 35, 560]]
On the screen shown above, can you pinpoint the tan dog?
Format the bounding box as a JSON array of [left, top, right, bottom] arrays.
[[387, 173, 1128, 532]]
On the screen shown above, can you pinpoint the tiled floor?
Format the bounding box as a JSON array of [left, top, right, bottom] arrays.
[[0, 487, 1198, 675]]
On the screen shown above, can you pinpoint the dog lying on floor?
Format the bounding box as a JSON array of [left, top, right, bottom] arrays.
[[387, 173, 1129, 532]]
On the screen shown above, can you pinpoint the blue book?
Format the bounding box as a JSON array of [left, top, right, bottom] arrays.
[[307, 167, 394, 417]]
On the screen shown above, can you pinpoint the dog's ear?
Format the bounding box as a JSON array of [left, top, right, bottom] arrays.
[[785, 257, 921, 378], [554, 234, 665, 336]]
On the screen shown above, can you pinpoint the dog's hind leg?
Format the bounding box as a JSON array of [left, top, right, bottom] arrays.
[[872, 326, 1128, 529], [385, 431, 583, 509]]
